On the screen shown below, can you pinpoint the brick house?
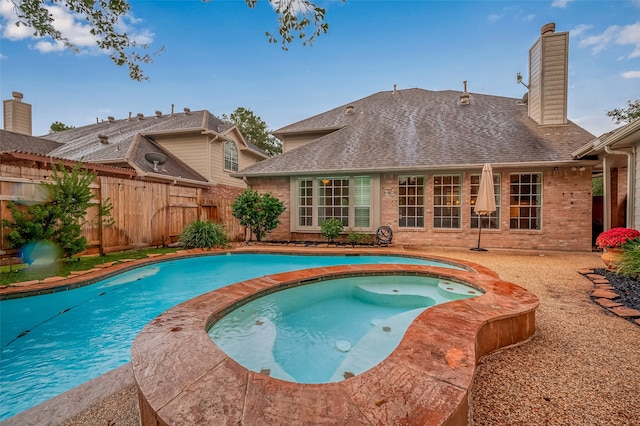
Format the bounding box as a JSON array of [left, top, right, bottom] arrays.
[[236, 23, 597, 251]]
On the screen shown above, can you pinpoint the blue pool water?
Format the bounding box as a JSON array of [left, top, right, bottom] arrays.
[[209, 275, 481, 383], [0, 253, 465, 420]]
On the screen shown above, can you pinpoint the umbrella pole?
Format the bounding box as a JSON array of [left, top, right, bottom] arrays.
[[471, 214, 487, 251]]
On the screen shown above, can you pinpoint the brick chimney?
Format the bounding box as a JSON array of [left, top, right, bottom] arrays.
[[527, 23, 569, 126], [3, 91, 32, 135]]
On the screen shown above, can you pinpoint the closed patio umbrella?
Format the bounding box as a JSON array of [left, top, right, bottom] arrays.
[[471, 163, 496, 251]]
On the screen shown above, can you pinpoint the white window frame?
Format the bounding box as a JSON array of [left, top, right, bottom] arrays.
[[433, 174, 462, 229], [398, 175, 425, 228], [223, 140, 238, 172], [509, 172, 542, 230]]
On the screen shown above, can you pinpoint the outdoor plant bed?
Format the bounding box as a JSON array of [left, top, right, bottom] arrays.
[[582, 268, 640, 325]]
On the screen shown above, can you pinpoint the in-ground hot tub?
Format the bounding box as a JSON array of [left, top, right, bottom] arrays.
[[132, 258, 538, 425]]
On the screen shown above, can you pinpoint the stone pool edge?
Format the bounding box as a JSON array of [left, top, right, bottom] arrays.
[[131, 262, 538, 425]]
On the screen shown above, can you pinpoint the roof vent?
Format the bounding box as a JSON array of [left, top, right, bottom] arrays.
[[155, 110, 162, 118], [128, 112, 132, 121], [541, 22, 555, 35], [107, 116, 115, 123], [136, 113, 144, 120], [183, 107, 191, 115], [345, 105, 354, 114], [98, 134, 109, 144], [392, 84, 398, 95], [460, 80, 470, 106]]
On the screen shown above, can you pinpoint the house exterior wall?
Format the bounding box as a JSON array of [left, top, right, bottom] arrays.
[[528, 28, 569, 126], [634, 144, 640, 230], [155, 133, 255, 189], [246, 166, 593, 251]]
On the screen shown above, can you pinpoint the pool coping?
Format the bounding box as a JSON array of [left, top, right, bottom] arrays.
[[129, 256, 538, 425]]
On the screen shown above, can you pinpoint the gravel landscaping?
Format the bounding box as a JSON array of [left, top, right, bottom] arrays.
[[49, 248, 640, 425]]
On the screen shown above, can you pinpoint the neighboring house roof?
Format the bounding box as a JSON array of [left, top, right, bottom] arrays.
[[0, 129, 63, 154], [44, 110, 267, 161], [239, 88, 595, 177]]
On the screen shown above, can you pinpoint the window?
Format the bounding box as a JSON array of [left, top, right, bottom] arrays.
[[318, 178, 350, 226], [354, 177, 370, 227], [433, 175, 461, 228], [294, 177, 373, 230], [509, 173, 541, 230], [399, 176, 424, 227], [298, 179, 313, 227], [470, 174, 501, 229], [224, 141, 238, 171]]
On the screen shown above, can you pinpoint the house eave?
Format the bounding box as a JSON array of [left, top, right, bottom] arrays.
[[235, 160, 595, 178]]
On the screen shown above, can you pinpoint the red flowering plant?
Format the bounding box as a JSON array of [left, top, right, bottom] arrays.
[[595, 227, 640, 250]]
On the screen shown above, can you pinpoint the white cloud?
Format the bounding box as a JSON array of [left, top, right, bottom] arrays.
[[578, 22, 640, 59], [616, 22, 640, 58], [552, 0, 574, 8], [570, 24, 592, 37], [579, 25, 620, 54], [487, 14, 503, 23], [622, 70, 640, 78], [525, 14, 536, 22]]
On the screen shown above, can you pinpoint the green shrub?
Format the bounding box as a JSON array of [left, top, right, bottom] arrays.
[[346, 228, 369, 246], [321, 218, 344, 242], [179, 220, 228, 249], [614, 238, 640, 278]]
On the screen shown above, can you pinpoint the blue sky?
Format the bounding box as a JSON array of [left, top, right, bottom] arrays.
[[1, 0, 639, 137]]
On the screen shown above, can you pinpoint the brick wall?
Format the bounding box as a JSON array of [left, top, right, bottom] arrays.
[[247, 168, 593, 251]]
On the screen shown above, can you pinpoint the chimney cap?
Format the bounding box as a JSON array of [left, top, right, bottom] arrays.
[[541, 22, 555, 35], [11, 91, 23, 101]]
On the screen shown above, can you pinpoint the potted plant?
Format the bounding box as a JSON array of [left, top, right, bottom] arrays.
[[595, 227, 640, 270]]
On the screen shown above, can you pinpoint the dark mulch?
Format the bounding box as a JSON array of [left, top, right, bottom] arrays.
[[594, 268, 640, 315]]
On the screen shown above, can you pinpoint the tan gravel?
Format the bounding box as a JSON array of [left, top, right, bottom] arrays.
[[61, 248, 640, 425]]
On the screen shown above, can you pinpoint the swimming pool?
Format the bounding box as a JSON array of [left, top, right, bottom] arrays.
[[0, 253, 465, 421], [209, 275, 481, 383]]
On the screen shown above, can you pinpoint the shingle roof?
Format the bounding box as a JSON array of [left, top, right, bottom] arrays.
[[239, 88, 595, 177], [43, 110, 253, 161], [0, 129, 63, 154]]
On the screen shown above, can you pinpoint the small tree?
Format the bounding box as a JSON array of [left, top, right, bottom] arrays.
[[232, 189, 285, 241], [50, 121, 75, 132], [2, 162, 113, 259], [221, 107, 282, 156], [321, 218, 343, 242]]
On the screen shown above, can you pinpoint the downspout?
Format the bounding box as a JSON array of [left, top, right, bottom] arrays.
[[604, 145, 633, 229]]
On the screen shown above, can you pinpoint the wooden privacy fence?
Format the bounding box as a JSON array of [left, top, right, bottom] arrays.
[[1, 164, 245, 256]]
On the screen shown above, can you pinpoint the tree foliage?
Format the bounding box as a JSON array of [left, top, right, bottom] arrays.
[[10, 0, 332, 81], [2, 162, 114, 259], [231, 189, 285, 241], [50, 121, 75, 132], [222, 107, 282, 156], [606, 99, 640, 124]]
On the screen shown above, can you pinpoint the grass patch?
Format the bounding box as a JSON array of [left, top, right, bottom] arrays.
[[0, 247, 178, 286]]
